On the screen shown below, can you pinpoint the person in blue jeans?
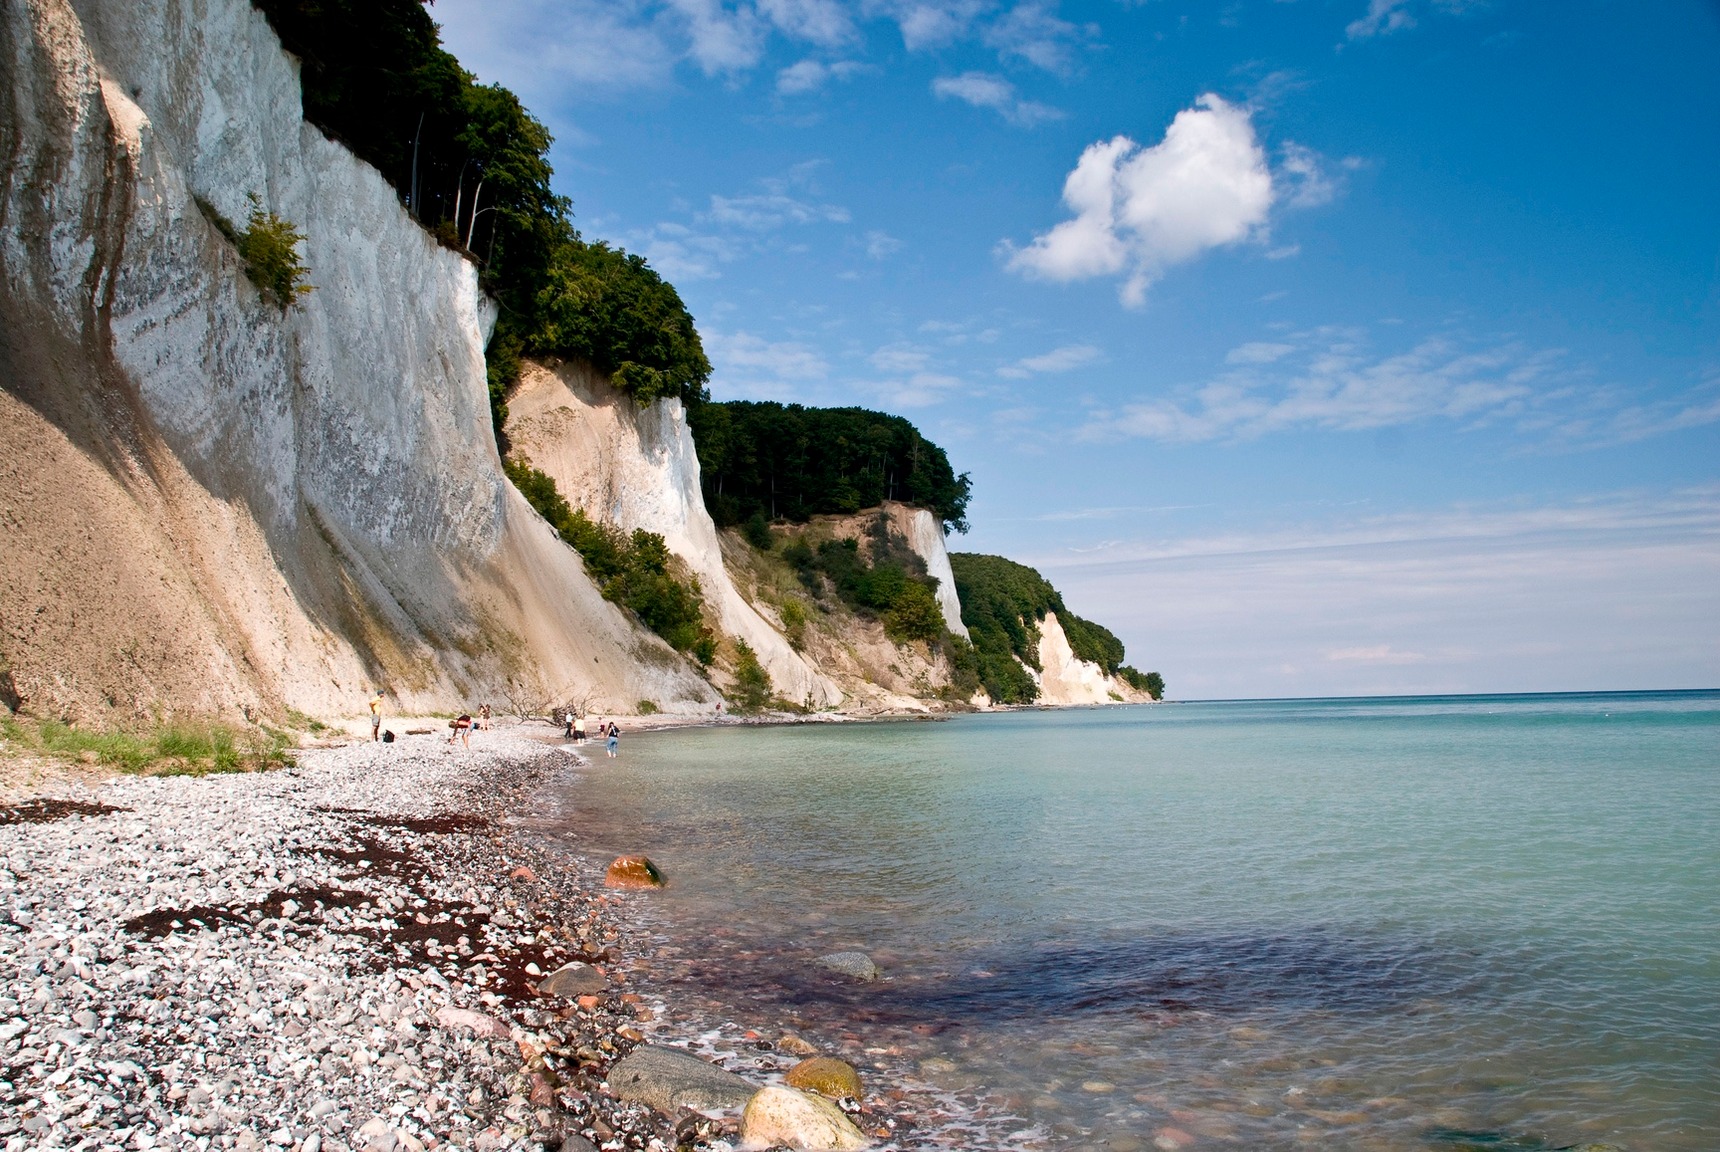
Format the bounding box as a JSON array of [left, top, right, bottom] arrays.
[[606, 721, 620, 758]]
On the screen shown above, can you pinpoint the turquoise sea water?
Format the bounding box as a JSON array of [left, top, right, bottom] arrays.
[[545, 693, 1720, 1151]]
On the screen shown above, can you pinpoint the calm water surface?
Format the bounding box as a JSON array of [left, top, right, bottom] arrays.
[[543, 693, 1720, 1151]]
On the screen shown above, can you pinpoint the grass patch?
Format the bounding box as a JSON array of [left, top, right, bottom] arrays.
[[6, 717, 293, 776]]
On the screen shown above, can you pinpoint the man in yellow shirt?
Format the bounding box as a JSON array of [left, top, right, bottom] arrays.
[[368, 689, 385, 741]]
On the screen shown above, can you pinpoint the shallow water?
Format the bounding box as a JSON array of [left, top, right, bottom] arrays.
[[543, 693, 1720, 1150]]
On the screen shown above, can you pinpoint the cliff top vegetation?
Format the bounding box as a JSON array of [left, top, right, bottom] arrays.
[[690, 402, 972, 534], [251, 0, 709, 426]]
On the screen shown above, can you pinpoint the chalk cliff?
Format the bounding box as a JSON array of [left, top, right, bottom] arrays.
[[1030, 613, 1151, 706], [503, 360, 843, 708], [0, 0, 716, 722]]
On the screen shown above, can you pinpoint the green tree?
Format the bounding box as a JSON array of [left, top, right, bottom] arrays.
[[729, 641, 773, 713]]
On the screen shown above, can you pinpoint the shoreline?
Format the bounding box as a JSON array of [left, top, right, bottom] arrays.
[[0, 729, 951, 1152]]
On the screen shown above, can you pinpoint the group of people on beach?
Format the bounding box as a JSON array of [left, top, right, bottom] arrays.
[[364, 690, 492, 747], [367, 690, 616, 756], [564, 710, 621, 757]]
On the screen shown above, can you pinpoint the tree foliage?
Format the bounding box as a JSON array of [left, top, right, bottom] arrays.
[[503, 458, 711, 654], [729, 641, 773, 714], [251, 0, 710, 428], [689, 402, 971, 533], [949, 553, 1158, 705], [781, 515, 949, 646]]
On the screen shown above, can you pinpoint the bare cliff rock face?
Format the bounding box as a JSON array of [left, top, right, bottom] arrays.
[[1031, 613, 1151, 706], [0, 0, 716, 722], [503, 360, 843, 708]]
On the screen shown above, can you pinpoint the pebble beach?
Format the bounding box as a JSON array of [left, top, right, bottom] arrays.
[[0, 730, 927, 1152]]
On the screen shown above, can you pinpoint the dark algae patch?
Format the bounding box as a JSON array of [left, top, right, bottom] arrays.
[[0, 798, 127, 825]]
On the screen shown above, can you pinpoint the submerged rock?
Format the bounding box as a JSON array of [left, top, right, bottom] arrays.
[[607, 1046, 756, 1114], [816, 951, 878, 981], [606, 855, 668, 889], [777, 1033, 819, 1056], [538, 961, 607, 998], [741, 1085, 871, 1151], [785, 1057, 863, 1100]]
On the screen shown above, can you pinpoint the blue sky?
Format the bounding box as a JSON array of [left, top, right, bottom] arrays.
[[434, 0, 1720, 697]]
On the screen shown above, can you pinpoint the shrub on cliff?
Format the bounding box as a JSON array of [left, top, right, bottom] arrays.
[[729, 641, 774, 714], [236, 197, 314, 307], [780, 517, 951, 647], [503, 458, 712, 655], [689, 402, 971, 533]]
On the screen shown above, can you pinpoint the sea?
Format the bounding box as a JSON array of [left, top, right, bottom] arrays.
[[537, 692, 1720, 1152]]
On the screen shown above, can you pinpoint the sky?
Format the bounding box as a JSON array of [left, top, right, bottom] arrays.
[[433, 0, 1720, 698]]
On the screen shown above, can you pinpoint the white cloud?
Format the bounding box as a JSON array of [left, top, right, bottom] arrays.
[[999, 343, 1104, 377], [1081, 330, 1720, 448], [1279, 142, 1341, 208], [665, 0, 766, 74], [982, 1, 1091, 74], [758, 0, 856, 45], [871, 342, 933, 374], [776, 58, 866, 93], [864, 230, 903, 259], [706, 331, 831, 398], [1004, 94, 1274, 305], [1346, 0, 1475, 41], [707, 192, 851, 229], [1325, 644, 1426, 665], [877, 0, 989, 50], [432, 0, 678, 96], [931, 72, 1063, 127]]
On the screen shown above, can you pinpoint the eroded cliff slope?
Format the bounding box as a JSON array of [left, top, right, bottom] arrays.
[[0, 0, 715, 722]]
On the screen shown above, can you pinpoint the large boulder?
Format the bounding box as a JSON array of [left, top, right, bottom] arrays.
[[607, 1047, 755, 1115], [784, 1057, 862, 1100], [538, 962, 606, 998], [816, 952, 878, 981], [740, 1086, 870, 1150], [606, 856, 668, 889]]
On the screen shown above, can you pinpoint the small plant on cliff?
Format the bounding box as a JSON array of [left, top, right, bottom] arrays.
[[237, 194, 314, 308], [1119, 667, 1165, 700], [729, 640, 773, 714]]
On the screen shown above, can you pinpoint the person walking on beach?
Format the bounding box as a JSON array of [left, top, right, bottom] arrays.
[[368, 689, 385, 741], [605, 721, 619, 759], [574, 713, 587, 744]]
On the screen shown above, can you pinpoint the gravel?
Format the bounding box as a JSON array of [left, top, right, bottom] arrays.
[[0, 733, 731, 1152]]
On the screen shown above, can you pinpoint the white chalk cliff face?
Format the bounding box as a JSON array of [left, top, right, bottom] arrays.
[[504, 361, 844, 708], [1028, 613, 1151, 706], [0, 0, 716, 720]]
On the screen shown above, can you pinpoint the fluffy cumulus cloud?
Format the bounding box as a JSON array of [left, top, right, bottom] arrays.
[[1004, 95, 1274, 305], [931, 72, 1062, 127]]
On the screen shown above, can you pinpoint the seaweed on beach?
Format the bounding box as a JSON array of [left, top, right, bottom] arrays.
[[0, 798, 127, 825]]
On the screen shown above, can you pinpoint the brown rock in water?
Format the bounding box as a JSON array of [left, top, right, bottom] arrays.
[[538, 962, 607, 998], [605, 855, 667, 889], [777, 1033, 818, 1056], [785, 1057, 863, 1100], [741, 1086, 870, 1151]]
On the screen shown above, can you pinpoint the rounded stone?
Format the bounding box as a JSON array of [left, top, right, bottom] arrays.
[[605, 855, 667, 889], [785, 1056, 862, 1100], [537, 962, 606, 998], [740, 1085, 871, 1151], [816, 951, 878, 981]]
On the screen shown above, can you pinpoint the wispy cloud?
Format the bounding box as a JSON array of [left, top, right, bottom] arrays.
[[706, 330, 831, 399], [1003, 94, 1274, 305], [863, 230, 903, 259], [1082, 328, 1720, 448], [708, 192, 851, 229], [999, 343, 1104, 378], [1030, 488, 1720, 698], [1345, 0, 1476, 41], [982, 1, 1094, 74], [931, 72, 1063, 127], [776, 57, 867, 94]]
